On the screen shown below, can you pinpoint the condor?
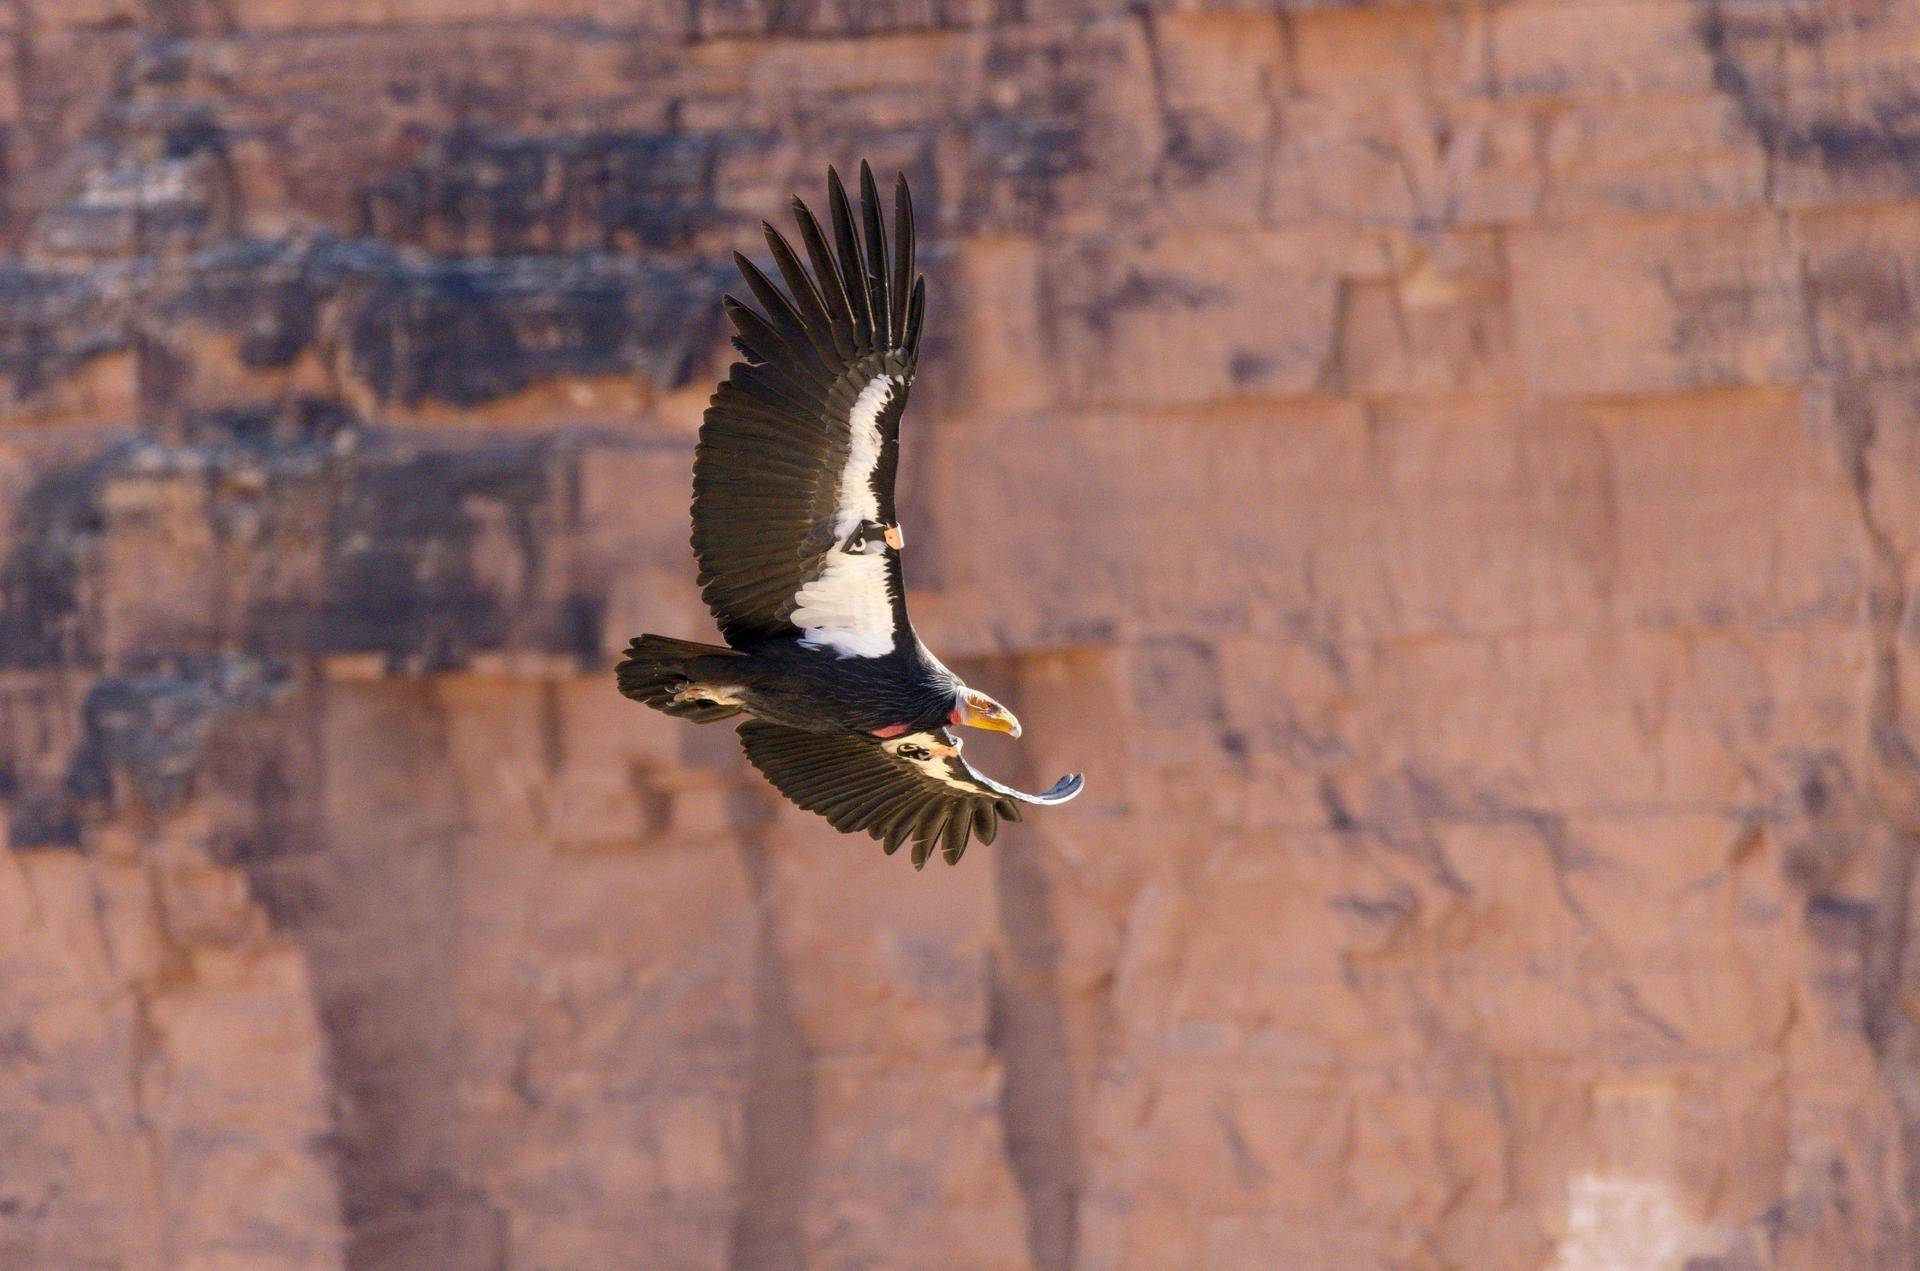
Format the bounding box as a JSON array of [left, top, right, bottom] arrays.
[[618, 163, 1082, 868]]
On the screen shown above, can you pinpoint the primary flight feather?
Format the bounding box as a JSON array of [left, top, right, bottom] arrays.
[[617, 163, 1083, 868]]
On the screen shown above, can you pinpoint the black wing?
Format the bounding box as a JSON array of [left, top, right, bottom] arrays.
[[738, 721, 1085, 868], [693, 162, 928, 657]]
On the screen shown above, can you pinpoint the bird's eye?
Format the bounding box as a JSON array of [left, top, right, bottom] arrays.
[[899, 745, 928, 761]]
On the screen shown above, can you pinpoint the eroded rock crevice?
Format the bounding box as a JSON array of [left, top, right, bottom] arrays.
[[989, 855, 1082, 1271], [727, 809, 817, 1271]]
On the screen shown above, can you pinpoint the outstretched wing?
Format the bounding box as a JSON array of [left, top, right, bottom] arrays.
[[693, 162, 927, 657], [738, 721, 1085, 868]]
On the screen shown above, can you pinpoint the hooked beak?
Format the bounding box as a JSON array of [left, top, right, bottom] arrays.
[[960, 697, 1022, 738], [883, 524, 904, 550]]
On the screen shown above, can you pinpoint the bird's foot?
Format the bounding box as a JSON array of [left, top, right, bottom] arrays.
[[672, 683, 744, 707], [885, 732, 961, 760]]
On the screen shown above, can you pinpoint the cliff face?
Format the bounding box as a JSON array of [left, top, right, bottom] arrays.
[[0, 1, 1917, 1267]]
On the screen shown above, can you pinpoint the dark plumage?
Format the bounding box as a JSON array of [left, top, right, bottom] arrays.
[[617, 163, 1082, 867]]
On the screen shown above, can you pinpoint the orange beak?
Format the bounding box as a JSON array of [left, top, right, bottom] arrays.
[[884, 524, 904, 550], [960, 696, 1022, 738]]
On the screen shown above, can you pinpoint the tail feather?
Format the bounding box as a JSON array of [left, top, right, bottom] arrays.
[[616, 634, 747, 724]]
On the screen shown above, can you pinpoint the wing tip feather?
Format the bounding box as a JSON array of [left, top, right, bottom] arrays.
[[1045, 773, 1087, 802]]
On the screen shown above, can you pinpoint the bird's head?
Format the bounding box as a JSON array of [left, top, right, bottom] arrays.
[[950, 689, 1021, 738]]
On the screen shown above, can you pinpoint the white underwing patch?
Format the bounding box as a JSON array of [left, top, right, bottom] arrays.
[[792, 373, 902, 658]]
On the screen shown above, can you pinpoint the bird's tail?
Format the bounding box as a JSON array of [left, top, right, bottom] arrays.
[[615, 635, 749, 723]]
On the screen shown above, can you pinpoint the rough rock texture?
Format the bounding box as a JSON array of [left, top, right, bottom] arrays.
[[2, 0, 1920, 1267]]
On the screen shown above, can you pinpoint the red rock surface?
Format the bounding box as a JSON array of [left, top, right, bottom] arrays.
[[0, 1, 1917, 1267]]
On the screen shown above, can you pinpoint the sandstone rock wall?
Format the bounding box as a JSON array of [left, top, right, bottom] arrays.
[[1, 1, 1918, 1267]]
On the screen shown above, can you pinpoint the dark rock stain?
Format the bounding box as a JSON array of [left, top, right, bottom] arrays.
[[0, 270, 130, 406], [65, 654, 289, 814], [0, 234, 729, 419], [362, 127, 770, 256], [1229, 348, 1276, 385], [0, 458, 107, 672], [1698, 0, 1920, 183]]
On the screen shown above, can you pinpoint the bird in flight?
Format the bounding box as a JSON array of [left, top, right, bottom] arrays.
[[617, 163, 1083, 868]]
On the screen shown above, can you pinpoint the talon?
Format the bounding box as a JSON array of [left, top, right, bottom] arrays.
[[671, 683, 745, 708], [889, 736, 959, 760]]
